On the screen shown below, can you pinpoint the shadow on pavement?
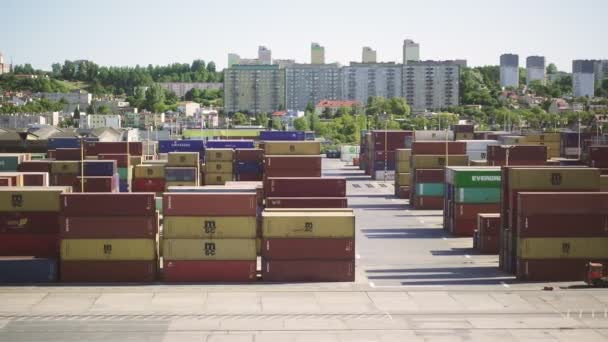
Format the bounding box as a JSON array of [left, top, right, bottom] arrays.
[[349, 203, 406, 209], [361, 228, 447, 239], [430, 248, 472, 256], [366, 266, 515, 285]]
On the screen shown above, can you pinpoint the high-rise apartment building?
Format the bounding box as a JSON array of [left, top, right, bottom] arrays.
[[273, 59, 296, 68], [402, 40, 420, 64], [362, 47, 377, 63], [311, 43, 325, 64], [341, 62, 402, 105], [402, 61, 460, 111], [593, 60, 608, 86], [0, 52, 11, 74], [500, 54, 519, 88], [227, 53, 240, 68], [573, 60, 596, 98], [526, 56, 546, 85], [258, 46, 272, 65], [224, 65, 285, 114], [285, 64, 341, 111]]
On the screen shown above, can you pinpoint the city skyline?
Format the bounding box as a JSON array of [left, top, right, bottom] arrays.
[[2, 0, 607, 72]]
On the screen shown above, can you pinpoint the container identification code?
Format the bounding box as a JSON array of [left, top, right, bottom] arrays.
[[471, 175, 500, 182]]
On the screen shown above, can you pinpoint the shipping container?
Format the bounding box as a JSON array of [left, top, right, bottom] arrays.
[[132, 178, 166, 192], [262, 238, 354, 260], [263, 141, 321, 155], [85, 141, 143, 156], [516, 214, 608, 238], [168, 152, 200, 167], [454, 187, 501, 203], [412, 141, 466, 155], [235, 148, 264, 162], [265, 177, 346, 198], [264, 168, 322, 178], [0, 257, 57, 283], [165, 167, 198, 182], [54, 148, 82, 161], [487, 145, 547, 163], [264, 155, 322, 169], [0, 234, 59, 257], [134, 165, 165, 179], [158, 140, 205, 154], [411, 155, 469, 169], [0, 187, 70, 212], [372, 130, 412, 150], [98, 154, 130, 168], [412, 196, 443, 210], [508, 168, 600, 190], [204, 162, 233, 174], [59, 216, 158, 238], [445, 167, 501, 188], [477, 213, 500, 254], [259, 131, 306, 141], [415, 183, 444, 197], [262, 260, 354, 282], [60, 260, 156, 282], [235, 161, 262, 174], [48, 137, 80, 150], [204, 173, 233, 185], [414, 169, 445, 183], [162, 239, 256, 260], [60, 193, 156, 216], [396, 173, 410, 185], [73, 176, 115, 192], [265, 197, 348, 208], [262, 211, 355, 238], [61, 239, 156, 261], [18, 160, 51, 173], [163, 192, 257, 216], [413, 130, 453, 142], [205, 149, 234, 161], [396, 186, 410, 199], [163, 260, 256, 282], [206, 140, 255, 149], [51, 161, 80, 174], [163, 216, 256, 238]]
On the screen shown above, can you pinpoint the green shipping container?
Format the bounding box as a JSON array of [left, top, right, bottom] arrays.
[[117, 167, 131, 180], [0, 156, 20, 171], [415, 183, 444, 196], [446, 167, 501, 188], [454, 187, 501, 203]]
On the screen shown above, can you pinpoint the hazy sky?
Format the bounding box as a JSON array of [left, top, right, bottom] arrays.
[[2, 0, 607, 72]]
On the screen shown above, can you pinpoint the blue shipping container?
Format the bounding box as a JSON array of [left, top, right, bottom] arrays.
[[0, 257, 57, 283], [158, 140, 205, 154], [259, 131, 305, 141], [165, 167, 197, 182], [119, 180, 129, 192], [235, 161, 262, 174], [48, 137, 99, 150], [373, 160, 396, 171], [206, 140, 254, 149], [83, 160, 116, 176]]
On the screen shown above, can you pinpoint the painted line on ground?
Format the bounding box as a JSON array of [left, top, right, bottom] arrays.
[[464, 254, 471, 259], [368, 282, 445, 289]]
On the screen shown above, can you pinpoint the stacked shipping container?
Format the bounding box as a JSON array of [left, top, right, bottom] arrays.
[[166, 152, 200, 189], [475, 213, 501, 254], [487, 145, 547, 166], [367, 130, 412, 180], [204, 149, 234, 185], [235, 149, 264, 181], [394, 149, 411, 199], [133, 163, 166, 193]]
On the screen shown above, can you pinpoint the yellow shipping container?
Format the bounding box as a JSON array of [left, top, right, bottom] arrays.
[[51, 161, 80, 174], [455, 133, 474, 140], [205, 161, 234, 174], [601, 175, 608, 191], [0, 187, 70, 212], [204, 173, 233, 185], [134, 165, 165, 179], [256, 237, 261, 256], [165, 181, 198, 188], [263, 141, 321, 155], [396, 161, 410, 172], [395, 149, 412, 162], [263, 208, 354, 212], [262, 211, 355, 238], [470, 160, 488, 166], [519, 237, 608, 259], [508, 168, 600, 190], [163, 216, 257, 239], [396, 173, 410, 186], [524, 133, 561, 143], [205, 149, 234, 161], [411, 155, 469, 169], [162, 239, 257, 260], [61, 239, 156, 261], [168, 152, 199, 167], [130, 156, 143, 166]]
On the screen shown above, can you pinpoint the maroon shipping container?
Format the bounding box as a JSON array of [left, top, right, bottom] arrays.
[[0, 177, 11, 186], [163, 260, 256, 282], [396, 186, 410, 199], [54, 148, 82, 161], [0, 234, 58, 257], [589, 146, 608, 165], [412, 196, 443, 210], [47, 150, 56, 159], [132, 178, 165, 193], [265, 197, 348, 208], [265, 155, 322, 170], [265, 177, 346, 198], [60, 261, 156, 282], [22, 173, 48, 186], [488, 160, 547, 167], [18, 160, 51, 173], [454, 203, 500, 220], [84, 142, 143, 156], [60, 193, 156, 216], [235, 149, 264, 162], [451, 217, 477, 237], [73, 177, 115, 193], [0, 212, 60, 234], [516, 215, 608, 238], [478, 234, 499, 254], [60, 216, 158, 238], [415, 169, 445, 183], [518, 192, 608, 215], [516, 259, 608, 281], [262, 238, 354, 260], [372, 131, 412, 150], [163, 192, 257, 216], [372, 151, 396, 162], [412, 141, 466, 155], [236, 173, 263, 181], [98, 154, 129, 168], [487, 145, 547, 162], [51, 174, 78, 187], [262, 260, 354, 282], [264, 168, 322, 178]]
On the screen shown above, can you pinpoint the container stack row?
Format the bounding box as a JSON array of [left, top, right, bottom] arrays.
[[366, 130, 412, 180], [474, 213, 501, 254], [204, 149, 234, 185], [394, 149, 411, 199], [166, 152, 200, 188]]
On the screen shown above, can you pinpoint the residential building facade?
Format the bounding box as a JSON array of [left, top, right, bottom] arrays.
[[158, 82, 223, 98], [526, 56, 546, 85], [224, 65, 285, 114], [0, 112, 60, 129], [362, 47, 377, 63], [341, 63, 403, 105], [285, 64, 341, 111], [403, 61, 460, 111], [573, 60, 596, 97], [500, 54, 519, 88], [315, 100, 362, 116], [79, 114, 122, 129], [37, 90, 92, 113], [403, 40, 420, 64], [311, 43, 325, 64], [258, 46, 272, 65], [0, 53, 10, 74], [227, 53, 240, 68]]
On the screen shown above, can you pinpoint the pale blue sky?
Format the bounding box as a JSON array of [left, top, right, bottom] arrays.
[[2, 0, 607, 72]]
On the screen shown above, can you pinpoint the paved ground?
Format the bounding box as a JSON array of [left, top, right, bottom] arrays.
[[1, 158, 608, 341]]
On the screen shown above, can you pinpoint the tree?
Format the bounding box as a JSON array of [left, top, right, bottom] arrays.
[[255, 112, 269, 126], [293, 116, 310, 131], [305, 101, 315, 113], [388, 97, 410, 116], [233, 112, 248, 125], [271, 117, 283, 130], [73, 107, 81, 128], [546, 63, 558, 75], [206, 62, 216, 73], [86, 104, 95, 114], [144, 85, 165, 111], [97, 105, 111, 114]]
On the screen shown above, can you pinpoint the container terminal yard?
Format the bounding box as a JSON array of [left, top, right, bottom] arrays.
[[1, 129, 608, 341]]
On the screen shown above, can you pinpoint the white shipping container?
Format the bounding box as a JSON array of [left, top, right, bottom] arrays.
[[466, 150, 488, 161], [564, 147, 580, 156], [460, 140, 499, 152], [373, 170, 395, 181], [414, 130, 454, 141]]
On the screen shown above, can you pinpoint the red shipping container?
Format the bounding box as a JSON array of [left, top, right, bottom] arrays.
[[51, 174, 78, 186], [98, 154, 129, 168], [60, 216, 158, 238], [264, 168, 321, 178], [132, 178, 166, 193], [262, 238, 354, 260], [163, 192, 257, 216], [415, 169, 445, 183], [265, 197, 348, 208], [235, 149, 264, 162], [0, 212, 60, 234], [412, 196, 443, 210], [372, 151, 396, 162], [262, 260, 354, 282], [0, 234, 58, 257], [60, 261, 156, 282], [163, 260, 256, 282], [518, 192, 608, 215], [487, 145, 547, 162], [47, 150, 56, 159], [488, 160, 547, 167], [265, 155, 321, 170], [396, 186, 410, 199], [0, 177, 12, 186], [265, 177, 346, 198], [22, 173, 48, 186], [516, 215, 608, 238], [85, 142, 143, 156], [412, 141, 466, 155], [54, 148, 82, 161], [372, 131, 412, 150], [516, 259, 608, 281], [60, 193, 156, 216], [73, 177, 115, 193], [478, 234, 499, 254], [236, 173, 263, 181], [454, 203, 500, 220], [18, 160, 51, 173], [451, 217, 477, 237]]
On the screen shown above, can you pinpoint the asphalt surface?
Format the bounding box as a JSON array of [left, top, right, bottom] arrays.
[[1, 158, 608, 341]]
